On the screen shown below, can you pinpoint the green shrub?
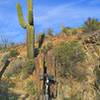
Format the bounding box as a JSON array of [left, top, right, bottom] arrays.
[[20, 59, 35, 79], [53, 41, 85, 79], [61, 26, 78, 35], [5, 58, 35, 79], [0, 52, 10, 63], [71, 29, 78, 35], [61, 26, 72, 35], [26, 59, 35, 74], [25, 80, 36, 96], [5, 58, 25, 78], [83, 18, 100, 33], [9, 49, 19, 57]]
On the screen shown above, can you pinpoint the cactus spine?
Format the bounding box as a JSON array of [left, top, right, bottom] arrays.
[[16, 0, 34, 60]]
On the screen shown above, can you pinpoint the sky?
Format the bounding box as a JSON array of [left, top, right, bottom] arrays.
[[0, 0, 100, 43]]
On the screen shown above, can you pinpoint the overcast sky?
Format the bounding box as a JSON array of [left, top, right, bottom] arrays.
[[0, 0, 100, 43]]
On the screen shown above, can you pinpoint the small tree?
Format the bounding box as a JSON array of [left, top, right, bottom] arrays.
[[83, 18, 100, 32]]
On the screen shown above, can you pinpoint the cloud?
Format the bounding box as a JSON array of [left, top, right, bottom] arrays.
[[34, 1, 100, 31], [0, 0, 100, 42]]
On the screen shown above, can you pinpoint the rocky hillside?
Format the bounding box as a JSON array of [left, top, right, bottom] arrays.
[[0, 30, 100, 100]]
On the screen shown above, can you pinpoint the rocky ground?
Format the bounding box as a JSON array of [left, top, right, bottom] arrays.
[[0, 30, 100, 100]]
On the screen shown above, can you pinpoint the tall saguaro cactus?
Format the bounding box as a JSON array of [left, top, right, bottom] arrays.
[[16, 0, 34, 60], [17, 0, 34, 59]]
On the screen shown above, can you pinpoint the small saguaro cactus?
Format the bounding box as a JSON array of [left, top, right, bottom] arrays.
[[16, 0, 34, 60]]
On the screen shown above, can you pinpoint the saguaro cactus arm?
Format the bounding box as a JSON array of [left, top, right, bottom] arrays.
[[16, 3, 27, 29], [27, 0, 33, 25]]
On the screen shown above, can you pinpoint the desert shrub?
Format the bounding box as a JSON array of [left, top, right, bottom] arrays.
[[5, 58, 35, 79], [0, 52, 10, 63], [0, 79, 15, 90], [61, 26, 78, 35], [9, 49, 19, 57], [62, 26, 72, 35], [71, 29, 78, 35], [20, 59, 35, 79], [0, 79, 17, 100], [5, 58, 25, 78], [53, 41, 85, 79], [0, 46, 7, 52], [25, 59, 35, 74], [83, 18, 100, 33], [25, 80, 36, 96]]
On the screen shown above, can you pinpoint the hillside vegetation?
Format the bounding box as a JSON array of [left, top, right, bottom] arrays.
[[0, 1, 100, 99], [0, 25, 100, 99]]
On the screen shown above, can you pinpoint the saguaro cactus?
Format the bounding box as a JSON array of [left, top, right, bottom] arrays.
[[16, 0, 34, 60], [17, 0, 34, 59]]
